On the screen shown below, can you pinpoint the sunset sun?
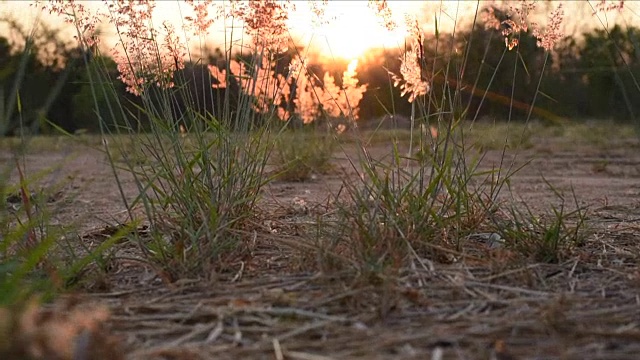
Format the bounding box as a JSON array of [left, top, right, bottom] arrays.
[[286, 1, 419, 61]]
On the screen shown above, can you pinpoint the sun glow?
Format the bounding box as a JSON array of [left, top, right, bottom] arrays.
[[287, 1, 421, 61]]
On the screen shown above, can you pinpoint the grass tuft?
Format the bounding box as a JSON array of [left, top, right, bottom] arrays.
[[496, 181, 589, 263], [271, 130, 337, 182], [315, 121, 505, 283]]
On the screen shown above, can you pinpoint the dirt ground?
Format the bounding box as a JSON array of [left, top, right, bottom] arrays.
[[4, 125, 640, 359]]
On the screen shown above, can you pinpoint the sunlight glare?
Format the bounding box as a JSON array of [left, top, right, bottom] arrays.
[[287, 1, 420, 61]]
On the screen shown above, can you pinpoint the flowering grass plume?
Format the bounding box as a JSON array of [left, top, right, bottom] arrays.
[[226, 0, 293, 53], [184, 0, 216, 36], [36, 0, 102, 48], [483, 1, 536, 51], [107, 1, 186, 95], [320, 59, 368, 120], [44, 0, 189, 95], [209, 55, 368, 123], [389, 16, 429, 102], [533, 4, 564, 52], [592, 0, 625, 15], [483, 1, 565, 53], [279, 56, 320, 123], [308, 0, 331, 28], [368, 0, 397, 31], [0, 298, 121, 359]]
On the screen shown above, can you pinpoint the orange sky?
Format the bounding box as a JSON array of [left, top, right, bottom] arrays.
[[1, 1, 639, 62]]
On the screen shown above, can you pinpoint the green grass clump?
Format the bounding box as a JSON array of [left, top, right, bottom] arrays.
[[89, 51, 282, 280], [496, 182, 588, 263], [116, 121, 272, 279], [272, 131, 337, 182], [319, 120, 501, 282]]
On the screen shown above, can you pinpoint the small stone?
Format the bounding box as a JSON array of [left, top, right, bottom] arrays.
[[488, 233, 505, 249]]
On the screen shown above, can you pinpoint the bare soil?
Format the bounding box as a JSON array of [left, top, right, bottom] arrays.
[[4, 127, 640, 359]]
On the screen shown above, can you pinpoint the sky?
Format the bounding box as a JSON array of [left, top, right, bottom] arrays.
[[1, 1, 639, 62]]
